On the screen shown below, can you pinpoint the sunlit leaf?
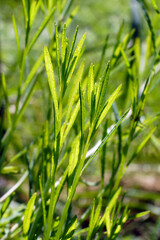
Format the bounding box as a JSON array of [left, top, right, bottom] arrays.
[[23, 192, 37, 235]]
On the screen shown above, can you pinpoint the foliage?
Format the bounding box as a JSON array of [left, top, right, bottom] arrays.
[[0, 0, 160, 239]]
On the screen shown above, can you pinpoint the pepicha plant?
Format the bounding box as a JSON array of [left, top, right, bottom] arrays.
[[0, 0, 160, 239]]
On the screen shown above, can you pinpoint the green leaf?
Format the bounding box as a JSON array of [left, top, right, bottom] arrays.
[[61, 0, 74, 20], [68, 137, 80, 187], [79, 83, 85, 138], [87, 199, 95, 240], [129, 211, 150, 220], [43, 120, 49, 149], [17, 75, 38, 124], [39, 176, 47, 227], [54, 22, 61, 85], [22, 0, 28, 25], [137, 0, 156, 50], [61, 24, 67, 64], [95, 34, 109, 79], [28, 7, 56, 52], [82, 109, 129, 173], [100, 119, 108, 188], [134, 38, 141, 76], [120, 47, 132, 79], [66, 26, 79, 72], [12, 14, 20, 58], [93, 197, 102, 227], [151, 133, 160, 151], [100, 188, 121, 228], [96, 84, 122, 128], [88, 63, 94, 112], [1, 166, 20, 174], [107, 188, 121, 212], [22, 53, 44, 93], [114, 20, 124, 50], [96, 62, 110, 114], [63, 216, 77, 240], [151, 0, 160, 14], [44, 169, 68, 240], [66, 32, 86, 84], [73, 227, 89, 237], [1, 74, 11, 126], [66, 6, 79, 27], [144, 33, 153, 69], [111, 21, 124, 67], [127, 127, 157, 166], [87, 198, 102, 239], [44, 45, 59, 125], [105, 211, 111, 237], [0, 193, 15, 219], [138, 74, 151, 114], [61, 101, 80, 146], [23, 192, 37, 235], [30, 0, 40, 27], [65, 61, 85, 123]]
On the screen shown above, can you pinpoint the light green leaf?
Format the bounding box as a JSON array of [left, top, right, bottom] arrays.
[[54, 22, 61, 84], [44, 45, 59, 123], [79, 83, 85, 137], [22, 0, 28, 25], [65, 61, 85, 123], [63, 216, 77, 240], [23, 192, 37, 235], [96, 84, 122, 128], [68, 137, 80, 180], [95, 34, 109, 79], [61, 24, 67, 64], [44, 169, 68, 240], [82, 109, 129, 173], [65, 26, 78, 72], [105, 211, 111, 237], [1, 74, 11, 126], [12, 14, 20, 57], [1, 166, 20, 174], [66, 6, 79, 27], [120, 47, 132, 78], [87, 198, 102, 239], [30, 0, 40, 27], [61, 101, 80, 146], [0, 193, 15, 219], [43, 120, 49, 149], [144, 33, 152, 69], [22, 54, 43, 93], [39, 176, 46, 226], [93, 197, 102, 227], [87, 199, 95, 240], [96, 62, 110, 114], [151, 0, 160, 14], [129, 211, 150, 220], [137, 0, 156, 50], [100, 188, 121, 227], [107, 188, 121, 212], [88, 63, 94, 112], [151, 134, 160, 151], [16, 76, 37, 125], [127, 127, 157, 166], [66, 33, 86, 84], [28, 7, 56, 52]]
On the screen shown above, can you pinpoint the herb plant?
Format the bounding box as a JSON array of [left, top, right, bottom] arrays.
[[0, 0, 160, 239]]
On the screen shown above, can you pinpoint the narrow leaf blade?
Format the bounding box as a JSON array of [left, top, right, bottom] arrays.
[[23, 192, 37, 235]]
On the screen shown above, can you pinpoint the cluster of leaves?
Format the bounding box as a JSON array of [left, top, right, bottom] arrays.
[[0, 0, 160, 239]]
